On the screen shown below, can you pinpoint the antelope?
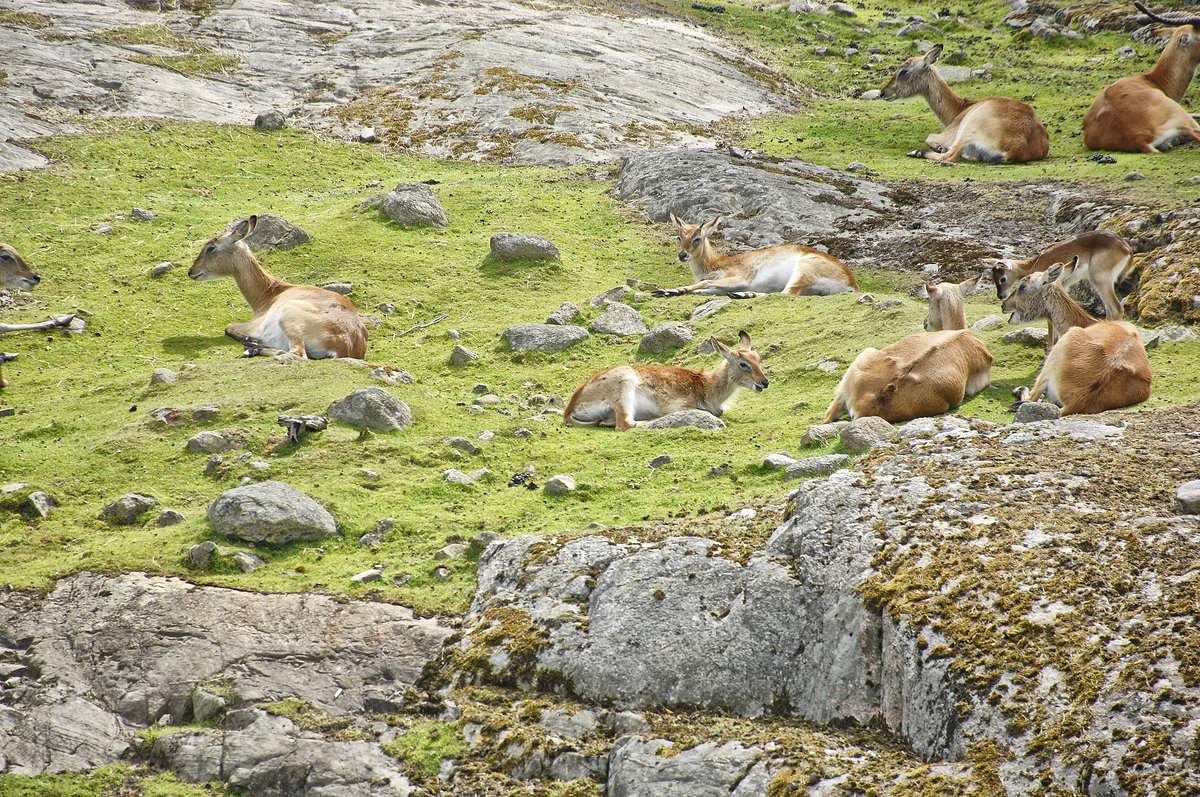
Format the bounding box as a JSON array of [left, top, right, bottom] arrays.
[[653, 214, 859, 299], [1003, 262, 1151, 415], [1082, 3, 1200, 153], [564, 330, 768, 431], [880, 44, 1050, 163], [188, 216, 367, 359], [823, 330, 993, 423], [924, 274, 982, 332], [984, 230, 1133, 322], [0, 244, 74, 390]]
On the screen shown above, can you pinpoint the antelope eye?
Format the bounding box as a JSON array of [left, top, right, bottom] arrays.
[[739, 362, 750, 370], [899, 67, 909, 76], [0, 253, 12, 261], [692, 236, 702, 245], [205, 244, 216, 254]]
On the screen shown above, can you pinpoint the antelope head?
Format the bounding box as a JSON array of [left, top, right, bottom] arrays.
[[670, 212, 720, 263], [0, 243, 39, 290], [881, 44, 943, 100], [982, 257, 1023, 300], [715, 330, 769, 392], [189, 215, 258, 281], [1001, 259, 1072, 323]]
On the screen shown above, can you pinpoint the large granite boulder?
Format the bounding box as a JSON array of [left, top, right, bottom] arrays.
[[207, 481, 337, 544], [327, 387, 412, 432]]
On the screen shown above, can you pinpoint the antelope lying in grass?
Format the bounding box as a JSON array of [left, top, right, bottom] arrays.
[[564, 330, 768, 431], [1083, 3, 1200, 153], [1, 243, 74, 390], [653, 214, 858, 299], [924, 275, 982, 331], [984, 230, 1133, 323], [823, 330, 993, 423], [880, 44, 1049, 163], [1003, 261, 1152, 415], [189, 216, 367, 359]]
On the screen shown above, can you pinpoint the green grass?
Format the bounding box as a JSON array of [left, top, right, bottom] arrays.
[[382, 719, 468, 778], [0, 765, 233, 796]]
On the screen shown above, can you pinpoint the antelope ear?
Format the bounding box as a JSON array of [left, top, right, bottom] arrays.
[[229, 215, 257, 242], [924, 283, 940, 299], [700, 216, 721, 236], [738, 329, 752, 351], [1044, 261, 1065, 282], [980, 257, 1002, 268], [712, 336, 737, 362], [669, 212, 684, 228], [1152, 26, 1174, 39], [959, 274, 982, 295], [924, 43, 943, 64]]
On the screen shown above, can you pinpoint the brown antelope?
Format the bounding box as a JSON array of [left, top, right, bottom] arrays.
[[1004, 262, 1151, 415], [984, 230, 1132, 322], [880, 44, 1050, 163], [188, 216, 367, 359], [924, 274, 982, 331], [823, 330, 993, 423], [653, 214, 858, 299], [564, 330, 768, 431], [1002, 257, 1115, 349], [1082, 3, 1200, 153]]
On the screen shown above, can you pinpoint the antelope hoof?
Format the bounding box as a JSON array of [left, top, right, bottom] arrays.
[[652, 289, 681, 298], [906, 149, 927, 159], [728, 291, 757, 300], [237, 345, 264, 358]]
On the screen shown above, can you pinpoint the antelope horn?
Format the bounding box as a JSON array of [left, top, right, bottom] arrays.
[[1134, 2, 1200, 27]]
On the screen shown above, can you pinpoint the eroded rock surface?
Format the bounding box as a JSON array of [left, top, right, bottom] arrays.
[[0, 571, 450, 780]]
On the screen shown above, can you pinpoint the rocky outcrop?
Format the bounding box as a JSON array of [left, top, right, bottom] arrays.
[[456, 407, 1200, 795], [0, 572, 450, 778]]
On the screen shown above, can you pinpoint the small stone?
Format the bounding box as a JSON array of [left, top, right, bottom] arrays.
[[1176, 480, 1200, 514], [829, 2, 856, 16], [897, 21, 937, 35], [477, 430, 495, 444], [840, 416, 898, 451], [254, 110, 287, 130], [320, 281, 353, 295], [589, 286, 633, 307], [187, 431, 237, 453], [359, 531, 382, 548], [187, 541, 218, 568], [726, 508, 756, 520], [971, 315, 1007, 331], [95, 224, 114, 234], [513, 427, 533, 438], [873, 299, 904, 311], [247, 461, 270, 471], [589, 302, 648, 336], [474, 394, 502, 406], [763, 452, 798, 469], [709, 464, 730, 477], [192, 405, 219, 422], [639, 322, 694, 353], [1002, 327, 1049, 345], [859, 89, 882, 100], [801, 421, 848, 447], [445, 436, 480, 455], [444, 469, 476, 485], [490, 232, 560, 261], [544, 475, 576, 496], [641, 410, 726, 430], [102, 493, 160, 525], [431, 566, 451, 581], [546, 302, 581, 325], [25, 491, 58, 520], [815, 359, 840, 373], [1014, 401, 1062, 424], [434, 543, 468, 560], [503, 324, 589, 352], [364, 183, 450, 228], [150, 368, 179, 385], [157, 509, 186, 527], [1125, 172, 1146, 182], [130, 207, 157, 221], [327, 387, 412, 432], [150, 261, 174, 277], [204, 455, 224, 476], [846, 161, 869, 172], [648, 455, 672, 469], [360, 468, 380, 481], [468, 531, 500, 554], [234, 551, 265, 573], [450, 344, 480, 365], [784, 454, 851, 479], [351, 569, 384, 583], [358, 127, 377, 143]]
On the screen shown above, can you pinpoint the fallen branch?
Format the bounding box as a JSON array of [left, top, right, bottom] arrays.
[[0, 314, 76, 335], [392, 313, 448, 338]]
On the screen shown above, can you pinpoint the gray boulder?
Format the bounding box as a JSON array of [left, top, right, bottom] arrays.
[[224, 214, 309, 251], [490, 232, 560, 261], [363, 183, 449, 228], [784, 454, 850, 479], [801, 421, 848, 447], [450, 344, 480, 365], [840, 415, 897, 451], [101, 493, 160, 525], [328, 387, 412, 432], [640, 410, 726, 430], [503, 323, 589, 352], [207, 481, 338, 544], [1177, 480, 1200, 514], [971, 314, 1007, 331], [469, 531, 501, 555], [590, 286, 634, 307], [546, 302, 581, 325], [762, 452, 798, 469], [639, 322, 694, 353], [544, 475, 576, 496], [253, 110, 286, 131], [590, 302, 648, 336], [608, 736, 772, 797], [186, 431, 239, 453], [1002, 327, 1049, 345], [1014, 401, 1062, 424], [150, 368, 179, 385]]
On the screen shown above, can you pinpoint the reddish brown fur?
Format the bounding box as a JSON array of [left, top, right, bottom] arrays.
[[188, 216, 367, 359], [564, 331, 768, 431], [881, 44, 1049, 163], [657, 215, 858, 298], [824, 330, 993, 423], [1083, 24, 1200, 153], [985, 230, 1132, 321], [1021, 321, 1152, 415]]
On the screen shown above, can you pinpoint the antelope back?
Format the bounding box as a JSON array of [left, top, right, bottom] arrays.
[[0, 243, 39, 290]]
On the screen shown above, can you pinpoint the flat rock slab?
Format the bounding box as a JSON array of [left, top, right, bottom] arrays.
[[0, 0, 793, 170], [0, 571, 450, 776]]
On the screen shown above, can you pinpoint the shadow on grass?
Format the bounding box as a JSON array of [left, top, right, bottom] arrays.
[[161, 334, 227, 357]]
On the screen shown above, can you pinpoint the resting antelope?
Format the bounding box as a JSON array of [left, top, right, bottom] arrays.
[[924, 275, 982, 332], [824, 330, 993, 423], [1003, 262, 1151, 415], [1082, 3, 1200, 153], [188, 216, 367, 359], [880, 44, 1049, 163], [984, 230, 1133, 323], [564, 330, 768, 431], [653, 214, 858, 299], [1, 244, 74, 390]]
